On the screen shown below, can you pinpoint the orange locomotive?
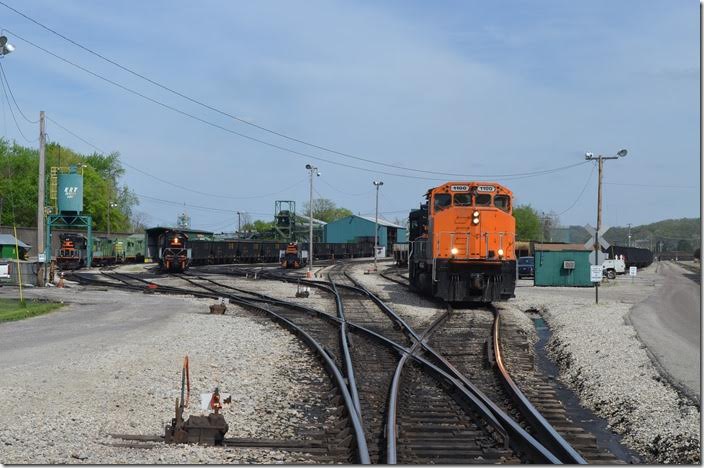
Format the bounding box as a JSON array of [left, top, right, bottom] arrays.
[[280, 242, 305, 269], [408, 182, 516, 302]]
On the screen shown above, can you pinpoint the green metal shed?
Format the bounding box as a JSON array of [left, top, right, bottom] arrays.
[[0, 234, 30, 260], [534, 243, 592, 287]]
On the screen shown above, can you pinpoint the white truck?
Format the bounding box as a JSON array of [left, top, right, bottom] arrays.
[[602, 258, 626, 279]]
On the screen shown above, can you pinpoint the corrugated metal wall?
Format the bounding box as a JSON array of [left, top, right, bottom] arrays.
[[534, 250, 592, 287], [323, 215, 408, 248]]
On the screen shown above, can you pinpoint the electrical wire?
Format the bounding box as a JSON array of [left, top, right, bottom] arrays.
[[136, 192, 271, 216], [0, 1, 605, 180], [0, 61, 38, 123], [319, 177, 373, 196], [556, 161, 596, 216], [3, 27, 591, 181], [604, 181, 697, 189], [0, 61, 36, 143], [46, 115, 308, 200]]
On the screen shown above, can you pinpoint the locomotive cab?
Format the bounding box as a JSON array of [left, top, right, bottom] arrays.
[[409, 182, 516, 302], [160, 230, 190, 272], [280, 242, 305, 269]]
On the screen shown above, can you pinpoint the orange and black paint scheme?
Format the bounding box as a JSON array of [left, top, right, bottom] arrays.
[[408, 182, 516, 302], [280, 242, 304, 269], [57, 233, 87, 270], [160, 230, 190, 273]]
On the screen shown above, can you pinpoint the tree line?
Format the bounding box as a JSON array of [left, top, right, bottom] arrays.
[[0, 139, 141, 232]]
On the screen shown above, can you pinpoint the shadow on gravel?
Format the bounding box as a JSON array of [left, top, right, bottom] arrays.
[[374, 282, 439, 310]]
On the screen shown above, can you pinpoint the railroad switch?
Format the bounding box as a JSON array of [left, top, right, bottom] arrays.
[[164, 396, 229, 446], [210, 298, 227, 314], [295, 282, 310, 298], [163, 357, 229, 446]]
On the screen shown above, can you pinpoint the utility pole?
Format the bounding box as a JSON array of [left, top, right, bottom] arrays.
[[585, 149, 628, 304], [305, 164, 319, 278], [627, 223, 632, 247], [236, 211, 241, 238], [37, 111, 46, 286], [372, 181, 383, 271]]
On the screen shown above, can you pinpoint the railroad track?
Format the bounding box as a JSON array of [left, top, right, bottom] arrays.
[[70, 264, 622, 464]]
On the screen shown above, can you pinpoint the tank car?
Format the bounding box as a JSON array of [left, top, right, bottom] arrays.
[[408, 182, 516, 302]]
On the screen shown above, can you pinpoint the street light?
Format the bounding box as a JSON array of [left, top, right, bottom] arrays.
[[372, 181, 384, 271], [0, 36, 15, 56], [305, 164, 320, 278], [107, 201, 118, 236], [584, 149, 628, 304]]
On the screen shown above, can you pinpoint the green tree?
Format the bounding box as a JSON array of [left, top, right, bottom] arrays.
[[513, 204, 541, 241], [0, 139, 139, 232], [303, 198, 353, 223]]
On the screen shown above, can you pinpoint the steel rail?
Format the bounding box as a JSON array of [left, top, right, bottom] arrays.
[[223, 264, 561, 462], [73, 271, 371, 464], [329, 278, 363, 419], [228, 295, 371, 464], [492, 308, 587, 464], [338, 268, 563, 464], [84, 269, 563, 463], [385, 305, 451, 464]]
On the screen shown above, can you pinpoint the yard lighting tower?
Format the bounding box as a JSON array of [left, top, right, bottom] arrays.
[[107, 202, 118, 236], [372, 181, 384, 271], [305, 164, 320, 278], [585, 149, 628, 303], [0, 36, 15, 56]]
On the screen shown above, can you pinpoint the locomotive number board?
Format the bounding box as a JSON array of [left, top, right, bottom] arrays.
[[450, 185, 470, 191], [476, 185, 496, 192]]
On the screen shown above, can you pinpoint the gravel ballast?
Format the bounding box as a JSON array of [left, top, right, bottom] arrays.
[[509, 269, 701, 464], [0, 287, 321, 464]]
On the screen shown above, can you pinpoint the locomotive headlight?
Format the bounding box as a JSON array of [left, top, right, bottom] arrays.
[[498, 248, 504, 257], [472, 217, 480, 225], [451, 247, 459, 255], [473, 211, 479, 218]]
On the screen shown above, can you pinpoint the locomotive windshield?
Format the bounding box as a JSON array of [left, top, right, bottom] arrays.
[[434, 193, 451, 212], [453, 193, 472, 206], [494, 194, 510, 212], [475, 194, 492, 206]]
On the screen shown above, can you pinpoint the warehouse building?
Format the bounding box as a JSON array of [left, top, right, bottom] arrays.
[[323, 215, 408, 256], [533, 242, 592, 287]]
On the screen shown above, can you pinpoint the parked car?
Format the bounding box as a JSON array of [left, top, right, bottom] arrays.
[[518, 256, 535, 279]]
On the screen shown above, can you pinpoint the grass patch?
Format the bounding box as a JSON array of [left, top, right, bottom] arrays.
[[0, 298, 64, 323]]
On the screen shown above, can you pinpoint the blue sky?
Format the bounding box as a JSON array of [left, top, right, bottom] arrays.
[[0, 0, 699, 231]]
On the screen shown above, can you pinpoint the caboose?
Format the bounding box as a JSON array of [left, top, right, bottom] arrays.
[[408, 182, 516, 302]]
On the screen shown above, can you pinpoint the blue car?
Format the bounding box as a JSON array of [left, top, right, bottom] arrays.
[[518, 256, 534, 279]]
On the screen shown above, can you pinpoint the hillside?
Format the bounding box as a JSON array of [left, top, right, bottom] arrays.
[[604, 217, 700, 252]]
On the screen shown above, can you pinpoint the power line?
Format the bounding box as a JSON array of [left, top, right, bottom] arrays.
[[3, 26, 591, 181], [136, 192, 271, 217], [557, 161, 596, 216], [0, 1, 604, 180], [0, 61, 38, 124], [0, 60, 36, 143], [46, 114, 308, 200], [604, 181, 697, 189]]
